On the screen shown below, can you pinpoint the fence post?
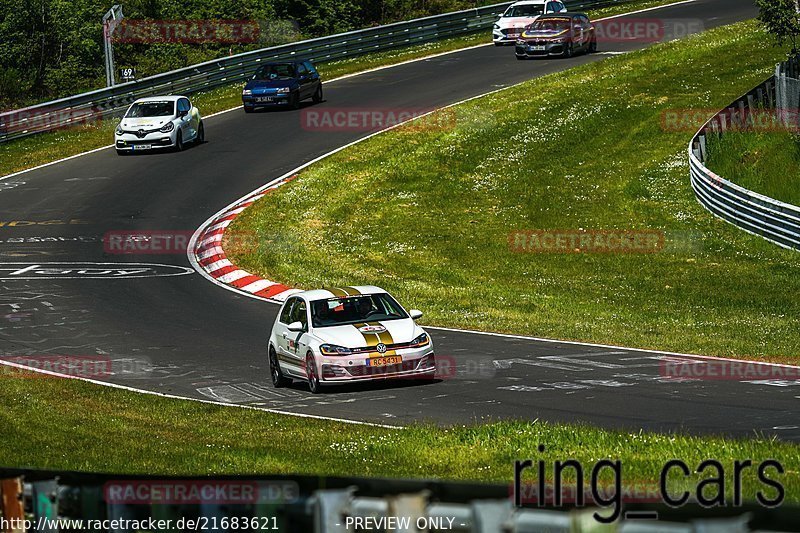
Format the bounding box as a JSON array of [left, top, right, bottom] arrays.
[[0, 478, 25, 533]]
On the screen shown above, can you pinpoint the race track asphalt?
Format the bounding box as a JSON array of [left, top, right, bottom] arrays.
[[3, 0, 794, 440]]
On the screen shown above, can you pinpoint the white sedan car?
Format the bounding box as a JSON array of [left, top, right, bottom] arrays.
[[114, 96, 204, 155], [492, 0, 567, 45], [268, 286, 435, 393]]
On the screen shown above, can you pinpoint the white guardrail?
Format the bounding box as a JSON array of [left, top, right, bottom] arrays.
[[689, 56, 800, 251], [0, 0, 634, 143]]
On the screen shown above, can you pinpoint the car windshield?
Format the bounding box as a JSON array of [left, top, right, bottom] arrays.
[[311, 293, 409, 328], [503, 5, 544, 17], [125, 101, 174, 118], [253, 63, 296, 80], [527, 18, 570, 32]]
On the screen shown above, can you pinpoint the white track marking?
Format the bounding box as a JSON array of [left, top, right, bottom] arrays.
[[1, 0, 697, 182], [0, 358, 401, 429]]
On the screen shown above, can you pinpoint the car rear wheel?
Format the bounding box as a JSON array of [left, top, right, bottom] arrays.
[[196, 122, 204, 143], [269, 346, 290, 388], [175, 131, 184, 151], [312, 85, 323, 104], [306, 352, 322, 394]]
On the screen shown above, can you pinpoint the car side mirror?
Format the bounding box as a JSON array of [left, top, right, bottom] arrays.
[[287, 321, 305, 332], [409, 309, 423, 320], [179, 109, 188, 117]]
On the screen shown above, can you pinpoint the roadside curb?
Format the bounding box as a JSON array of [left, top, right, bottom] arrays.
[[191, 173, 302, 303]]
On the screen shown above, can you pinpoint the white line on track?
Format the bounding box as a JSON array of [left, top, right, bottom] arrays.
[[0, 358, 402, 429]]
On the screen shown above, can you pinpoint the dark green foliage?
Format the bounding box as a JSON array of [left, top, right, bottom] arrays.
[[0, 0, 491, 108]]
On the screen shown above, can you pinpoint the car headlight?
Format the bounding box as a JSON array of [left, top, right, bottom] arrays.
[[320, 344, 353, 356], [159, 122, 174, 133], [410, 333, 430, 348], [242, 89, 252, 96], [493, 24, 500, 29], [115, 125, 123, 135], [276, 87, 290, 94]]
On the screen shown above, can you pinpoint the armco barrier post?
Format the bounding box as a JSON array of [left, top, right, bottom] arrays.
[[0, 478, 24, 533]]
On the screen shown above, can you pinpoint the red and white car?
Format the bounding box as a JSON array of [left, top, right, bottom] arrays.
[[492, 0, 567, 45], [268, 286, 435, 393]]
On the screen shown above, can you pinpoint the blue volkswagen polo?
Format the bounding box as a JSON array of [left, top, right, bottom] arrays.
[[241, 60, 323, 112]]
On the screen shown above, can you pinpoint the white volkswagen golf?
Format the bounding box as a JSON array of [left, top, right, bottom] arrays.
[[114, 96, 204, 155], [492, 0, 567, 45], [268, 286, 435, 393]]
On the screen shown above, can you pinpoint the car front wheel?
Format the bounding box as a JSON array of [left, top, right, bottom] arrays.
[[269, 345, 290, 388], [306, 352, 322, 394], [290, 92, 301, 110], [174, 131, 184, 151], [312, 85, 323, 104], [196, 122, 204, 143]]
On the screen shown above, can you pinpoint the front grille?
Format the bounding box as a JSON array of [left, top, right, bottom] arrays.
[[348, 341, 423, 354], [346, 360, 419, 377]]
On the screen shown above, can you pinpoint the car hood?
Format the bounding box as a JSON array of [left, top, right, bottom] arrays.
[[120, 117, 172, 129], [522, 28, 569, 39], [497, 16, 540, 29], [246, 79, 298, 89], [314, 319, 422, 348]]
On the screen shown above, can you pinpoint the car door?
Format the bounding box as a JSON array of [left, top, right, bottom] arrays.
[[573, 17, 586, 49], [177, 98, 195, 139], [274, 298, 296, 369], [286, 298, 310, 374], [296, 62, 312, 99], [304, 61, 321, 93]]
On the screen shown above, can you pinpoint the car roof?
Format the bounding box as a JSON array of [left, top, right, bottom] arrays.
[[508, 0, 547, 5], [132, 96, 185, 103], [294, 286, 388, 301]]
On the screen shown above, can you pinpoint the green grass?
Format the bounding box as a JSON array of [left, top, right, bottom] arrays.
[[226, 20, 800, 364], [0, 0, 684, 179], [1, 367, 798, 502], [706, 130, 800, 207]]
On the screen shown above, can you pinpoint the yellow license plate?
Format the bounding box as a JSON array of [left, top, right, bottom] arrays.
[[367, 356, 402, 367]]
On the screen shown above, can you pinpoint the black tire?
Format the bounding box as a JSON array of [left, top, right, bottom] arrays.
[[174, 131, 184, 152], [244, 106, 254, 113], [563, 43, 574, 58], [306, 352, 322, 394], [312, 84, 323, 104], [589, 37, 597, 53], [290, 91, 300, 110], [493, 42, 503, 46], [115, 149, 127, 156], [196, 122, 204, 143], [269, 346, 290, 388], [515, 55, 526, 60]]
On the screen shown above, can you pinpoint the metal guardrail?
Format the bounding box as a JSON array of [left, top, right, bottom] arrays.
[[0, 0, 633, 143], [689, 56, 800, 251]]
